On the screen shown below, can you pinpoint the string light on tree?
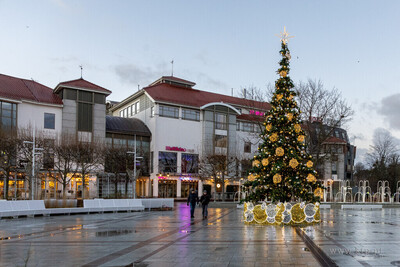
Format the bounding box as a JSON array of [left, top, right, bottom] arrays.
[[242, 27, 324, 225]]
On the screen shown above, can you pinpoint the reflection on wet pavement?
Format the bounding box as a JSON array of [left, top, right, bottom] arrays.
[[0, 203, 399, 266]]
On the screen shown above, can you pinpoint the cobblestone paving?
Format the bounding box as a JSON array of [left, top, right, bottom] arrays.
[[1, 203, 399, 266]]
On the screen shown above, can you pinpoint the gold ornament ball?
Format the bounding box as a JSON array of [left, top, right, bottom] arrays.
[[306, 161, 314, 168], [275, 147, 285, 157], [273, 174, 282, 184], [252, 160, 260, 167], [262, 158, 269, 166], [289, 158, 299, 168], [307, 174, 316, 182]]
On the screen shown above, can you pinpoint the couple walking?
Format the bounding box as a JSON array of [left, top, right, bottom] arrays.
[[187, 189, 210, 219]]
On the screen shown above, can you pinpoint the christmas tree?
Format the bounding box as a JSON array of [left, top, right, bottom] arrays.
[[243, 28, 324, 204]]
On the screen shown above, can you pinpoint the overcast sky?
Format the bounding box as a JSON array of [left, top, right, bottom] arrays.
[[1, 0, 399, 163]]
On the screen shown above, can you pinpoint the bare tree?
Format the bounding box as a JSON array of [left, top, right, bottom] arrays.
[[366, 128, 399, 167], [104, 146, 131, 198], [365, 128, 400, 190], [72, 137, 104, 199], [53, 133, 80, 199], [199, 153, 237, 201], [0, 128, 20, 199], [295, 79, 354, 173]]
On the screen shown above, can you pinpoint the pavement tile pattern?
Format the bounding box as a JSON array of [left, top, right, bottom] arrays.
[[0, 203, 399, 267]]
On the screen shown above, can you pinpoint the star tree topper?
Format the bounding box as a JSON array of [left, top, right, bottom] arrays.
[[276, 26, 294, 44]]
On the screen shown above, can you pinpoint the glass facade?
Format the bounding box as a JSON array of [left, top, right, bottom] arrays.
[[158, 152, 177, 173], [181, 154, 199, 173], [215, 113, 227, 130]]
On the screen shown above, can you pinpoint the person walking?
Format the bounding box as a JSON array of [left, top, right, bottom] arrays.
[[187, 189, 199, 218], [199, 190, 210, 219]]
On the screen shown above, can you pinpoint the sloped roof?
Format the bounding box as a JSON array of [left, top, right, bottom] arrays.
[[149, 76, 196, 87], [144, 82, 270, 110], [55, 78, 111, 95], [106, 116, 151, 137], [0, 73, 63, 105], [323, 136, 347, 144]]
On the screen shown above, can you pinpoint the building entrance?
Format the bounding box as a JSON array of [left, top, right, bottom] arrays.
[[159, 180, 177, 198], [181, 181, 198, 198]]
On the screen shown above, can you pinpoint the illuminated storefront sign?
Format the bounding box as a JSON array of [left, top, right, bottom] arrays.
[[249, 110, 265, 116], [165, 146, 195, 153], [166, 146, 186, 152]]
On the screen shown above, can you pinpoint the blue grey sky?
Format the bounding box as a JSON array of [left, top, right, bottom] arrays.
[[1, 0, 400, 162]]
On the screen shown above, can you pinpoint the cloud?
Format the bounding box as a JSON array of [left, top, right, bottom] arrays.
[[355, 147, 368, 164], [196, 72, 228, 90], [350, 133, 366, 142], [377, 93, 400, 130], [114, 63, 167, 86]]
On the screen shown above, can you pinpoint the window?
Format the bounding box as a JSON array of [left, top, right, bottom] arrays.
[[159, 152, 177, 173], [64, 89, 77, 100], [135, 101, 140, 114], [236, 122, 241, 131], [127, 106, 131, 117], [215, 135, 227, 147], [0, 101, 17, 131], [181, 154, 199, 173], [242, 122, 254, 132], [159, 105, 179, 118], [215, 113, 227, 130], [44, 113, 55, 129], [78, 102, 93, 132], [244, 142, 251, 153], [78, 91, 93, 102], [332, 162, 337, 175], [94, 93, 105, 104], [119, 110, 123, 117], [182, 109, 200, 121], [151, 106, 155, 117]]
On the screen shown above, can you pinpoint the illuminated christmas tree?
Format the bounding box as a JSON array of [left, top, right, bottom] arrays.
[[243, 28, 324, 204]]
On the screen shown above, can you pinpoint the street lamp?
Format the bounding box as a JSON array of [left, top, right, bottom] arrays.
[[127, 135, 143, 199], [23, 130, 43, 200]]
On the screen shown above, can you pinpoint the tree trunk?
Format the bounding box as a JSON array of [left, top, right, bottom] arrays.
[[5, 170, 10, 200], [114, 173, 119, 198], [222, 177, 225, 202], [125, 177, 129, 198]]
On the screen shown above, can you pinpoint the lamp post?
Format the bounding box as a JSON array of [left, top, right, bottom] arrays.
[[23, 129, 43, 200], [127, 135, 143, 199]]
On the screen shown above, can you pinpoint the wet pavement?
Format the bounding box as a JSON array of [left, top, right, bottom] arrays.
[[0, 203, 399, 267]]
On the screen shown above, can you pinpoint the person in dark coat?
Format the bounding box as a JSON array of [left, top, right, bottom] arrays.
[[199, 190, 211, 219], [187, 189, 199, 218]]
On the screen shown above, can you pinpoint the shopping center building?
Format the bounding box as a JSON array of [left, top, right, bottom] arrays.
[[108, 76, 270, 199]]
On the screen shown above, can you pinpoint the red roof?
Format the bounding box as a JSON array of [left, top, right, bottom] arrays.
[[144, 82, 270, 110], [55, 78, 111, 95], [0, 73, 63, 105], [323, 136, 347, 144]]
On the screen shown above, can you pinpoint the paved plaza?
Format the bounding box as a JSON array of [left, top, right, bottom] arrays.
[[1, 203, 400, 267]]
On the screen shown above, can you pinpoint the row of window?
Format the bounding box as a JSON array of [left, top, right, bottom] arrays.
[[159, 105, 200, 121], [159, 152, 199, 173], [237, 121, 261, 133], [120, 101, 140, 118], [0, 101, 56, 131], [63, 89, 106, 104]]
